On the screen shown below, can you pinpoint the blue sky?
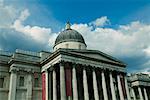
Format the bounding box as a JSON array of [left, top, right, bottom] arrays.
[[0, 0, 150, 73]]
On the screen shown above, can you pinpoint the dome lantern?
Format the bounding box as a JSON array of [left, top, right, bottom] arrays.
[[65, 21, 71, 30]]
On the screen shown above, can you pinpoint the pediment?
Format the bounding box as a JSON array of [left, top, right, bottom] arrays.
[[61, 49, 125, 66]]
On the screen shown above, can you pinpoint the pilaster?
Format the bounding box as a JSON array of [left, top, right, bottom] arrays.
[[26, 73, 33, 100], [8, 70, 17, 100]]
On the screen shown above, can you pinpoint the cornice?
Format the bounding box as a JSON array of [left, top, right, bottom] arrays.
[[41, 50, 126, 73]]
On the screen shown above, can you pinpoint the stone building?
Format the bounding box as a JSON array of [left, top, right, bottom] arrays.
[[0, 22, 149, 100], [128, 73, 150, 100]]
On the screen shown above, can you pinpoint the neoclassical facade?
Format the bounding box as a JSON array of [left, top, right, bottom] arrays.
[[128, 73, 150, 100], [0, 22, 149, 100]]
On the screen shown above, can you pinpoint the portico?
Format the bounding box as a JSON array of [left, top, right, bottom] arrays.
[[41, 48, 130, 100], [40, 22, 132, 100]]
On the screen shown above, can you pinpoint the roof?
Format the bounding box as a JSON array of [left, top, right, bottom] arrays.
[[54, 22, 86, 47], [54, 29, 86, 47], [41, 48, 126, 67]]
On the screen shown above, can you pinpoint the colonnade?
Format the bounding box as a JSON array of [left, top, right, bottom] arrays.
[[131, 86, 149, 100], [42, 62, 131, 100]]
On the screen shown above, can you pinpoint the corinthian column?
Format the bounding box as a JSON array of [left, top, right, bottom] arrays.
[[53, 69, 57, 100], [93, 69, 99, 100], [101, 71, 108, 100], [8, 70, 17, 100], [60, 63, 66, 100], [124, 76, 131, 100], [72, 66, 78, 100], [143, 87, 148, 100], [117, 74, 124, 100], [110, 72, 116, 100], [131, 88, 136, 100], [138, 87, 144, 100], [83, 68, 89, 100]]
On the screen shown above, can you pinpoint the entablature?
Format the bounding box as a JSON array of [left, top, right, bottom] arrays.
[[41, 51, 126, 73], [10, 63, 41, 73]]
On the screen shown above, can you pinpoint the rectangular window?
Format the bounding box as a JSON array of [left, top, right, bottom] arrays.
[[34, 78, 39, 87], [19, 76, 24, 86], [0, 78, 4, 88]]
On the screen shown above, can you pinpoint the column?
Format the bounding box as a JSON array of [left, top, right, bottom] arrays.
[[49, 71, 52, 100], [143, 87, 148, 100], [8, 70, 17, 100], [117, 74, 124, 100], [110, 72, 116, 100], [83, 68, 89, 100], [26, 73, 33, 100], [101, 71, 108, 100], [138, 87, 144, 100], [53, 69, 57, 100], [93, 70, 99, 100], [131, 88, 136, 100], [124, 76, 131, 100], [72, 67, 78, 100], [60, 63, 66, 100], [45, 71, 49, 100]]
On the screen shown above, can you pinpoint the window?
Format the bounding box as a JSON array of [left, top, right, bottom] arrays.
[[0, 78, 4, 88], [34, 78, 39, 87], [19, 76, 24, 86]]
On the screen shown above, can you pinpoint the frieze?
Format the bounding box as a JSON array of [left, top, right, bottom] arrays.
[[10, 63, 40, 73], [61, 54, 125, 72], [41, 53, 125, 72]]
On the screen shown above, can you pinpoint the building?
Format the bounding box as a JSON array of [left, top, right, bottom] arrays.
[[0, 22, 149, 100], [128, 73, 150, 100]]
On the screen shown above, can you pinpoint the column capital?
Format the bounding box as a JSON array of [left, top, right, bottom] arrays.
[[9, 66, 19, 73], [72, 64, 76, 68], [60, 60, 65, 66]]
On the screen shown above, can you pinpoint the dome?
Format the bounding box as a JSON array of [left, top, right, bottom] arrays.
[[54, 22, 86, 47]]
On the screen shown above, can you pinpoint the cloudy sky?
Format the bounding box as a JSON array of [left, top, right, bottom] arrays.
[[0, 0, 150, 73]]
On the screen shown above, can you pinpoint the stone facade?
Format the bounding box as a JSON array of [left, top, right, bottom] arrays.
[[0, 50, 51, 100], [127, 73, 150, 100]]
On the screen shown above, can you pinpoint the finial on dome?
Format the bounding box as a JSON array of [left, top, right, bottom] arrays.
[[65, 21, 71, 30]]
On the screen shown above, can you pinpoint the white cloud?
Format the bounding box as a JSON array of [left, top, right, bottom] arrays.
[[72, 20, 150, 57], [12, 9, 52, 44], [0, 0, 18, 28], [71, 17, 150, 73], [143, 47, 150, 56], [90, 16, 110, 27]]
